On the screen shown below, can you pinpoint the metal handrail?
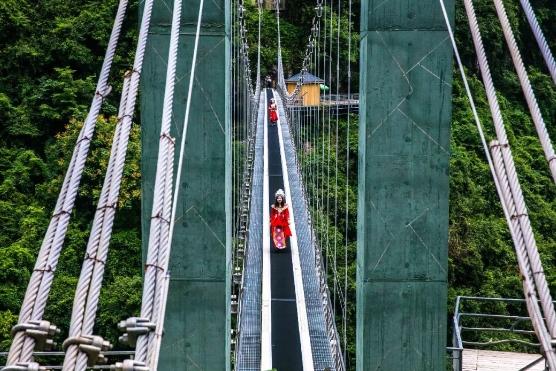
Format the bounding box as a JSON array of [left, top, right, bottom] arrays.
[[278, 93, 346, 371], [450, 296, 549, 371], [0, 351, 136, 370]]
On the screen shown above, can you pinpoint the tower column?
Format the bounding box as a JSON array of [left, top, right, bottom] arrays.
[[141, 0, 231, 369], [357, 1, 454, 369]]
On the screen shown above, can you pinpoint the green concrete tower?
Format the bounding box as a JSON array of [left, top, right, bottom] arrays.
[[357, 1, 454, 370], [140, 0, 231, 370]]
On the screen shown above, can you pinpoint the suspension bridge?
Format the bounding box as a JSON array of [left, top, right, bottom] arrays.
[[1, 0, 556, 370]]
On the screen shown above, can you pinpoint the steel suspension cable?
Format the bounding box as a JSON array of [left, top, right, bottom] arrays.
[[62, 1, 156, 370], [62, 75, 132, 371], [4, 1, 129, 368], [518, 0, 556, 87], [492, 0, 556, 186], [326, 0, 332, 279], [489, 143, 556, 369], [131, 0, 181, 365], [333, 0, 341, 318], [464, 0, 556, 340], [148, 1, 205, 369], [437, 0, 556, 367], [343, 0, 352, 361]]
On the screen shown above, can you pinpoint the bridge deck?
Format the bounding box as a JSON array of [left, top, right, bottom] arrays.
[[463, 349, 545, 371], [236, 90, 335, 370]]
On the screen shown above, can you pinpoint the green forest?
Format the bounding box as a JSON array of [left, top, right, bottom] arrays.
[[1, 0, 556, 370]]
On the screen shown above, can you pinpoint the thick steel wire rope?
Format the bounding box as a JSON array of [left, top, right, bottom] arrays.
[[316, 11, 324, 251], [62, 1, 156, 370], [492, 0, 556, 186], [464, 0, 556, 339], [148, 1, 205, 368], [5, 0, 130, 367], [490, 144, 556, 368], [233, 0, 239, 259], [326, 0, 333, 280], [313, 26, 320, 260], [231, 0, 238, 356], [518, 0, 556, 87], [238, 0, 243, 284], [61, 74, 130, 371], [232, 0, 237, 250], [133, 0, 181, 364], [332, 0, 341, 319], [63, 76, 132, 371], [437, 0, 556, 366], [274, 0, 287, 96], [342, 0, 351, 360]]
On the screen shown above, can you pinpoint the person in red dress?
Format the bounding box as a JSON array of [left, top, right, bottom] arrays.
[[270, 189, 291, 249], [269, 98, 278, 125]]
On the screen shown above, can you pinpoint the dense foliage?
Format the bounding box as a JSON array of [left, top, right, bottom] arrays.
[[0, 0, 556, 370], [0, 0, 141, 356]]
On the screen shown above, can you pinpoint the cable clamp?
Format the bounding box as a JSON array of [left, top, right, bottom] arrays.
[[52, 209, 71, 218], [10, 320, 60, 351], [62, 335, 112, 367], [76, 135, 92, 146], [1, 362, 48, 371], [548, 156, 556, 164], [110, 359, 149, 371], [510, 213, 528, 219], [95, 85, 113, 100], [160, 132, 175, 144], [144, 263, 164, 273], [117, 317, 156, 348], [84, 252, 106, 265], [33, 265, 54, 274], [489, 141, 509, 149], [97, 203, 117, 211], [151, 212, 170, 225], [315, 4, 323, 17], [118, 114, 132, 123]]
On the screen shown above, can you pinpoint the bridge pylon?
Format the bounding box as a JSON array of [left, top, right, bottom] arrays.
[[140, 0, 231, 370], [357, 1, 454, 369]]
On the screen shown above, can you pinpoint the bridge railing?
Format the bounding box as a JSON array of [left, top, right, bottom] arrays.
[[449, 296, 549, 371], [232, 96, 259, 367], [276, 84, 346, 371], [0, 351, 135, 370]]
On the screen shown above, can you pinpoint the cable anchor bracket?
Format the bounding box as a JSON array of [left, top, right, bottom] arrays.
[[117, 317, 156, 347], [10, 320, 60, 351], [62, 335, 112, 367], [110, 360, 149, 371]]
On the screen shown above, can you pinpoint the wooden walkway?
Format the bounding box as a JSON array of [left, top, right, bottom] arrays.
[[463, 349, 546, 371]]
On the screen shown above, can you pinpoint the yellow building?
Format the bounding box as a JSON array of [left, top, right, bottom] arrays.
[[285, 72, 324, 106]]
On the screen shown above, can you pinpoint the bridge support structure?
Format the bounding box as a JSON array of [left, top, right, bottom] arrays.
[[140, 0, 231, 370], [357, 1, 454, 370]]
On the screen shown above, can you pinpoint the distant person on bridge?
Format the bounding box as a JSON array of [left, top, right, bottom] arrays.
[[270, 189, 291, 250], [269, 98, 278, 125], [265, 75, 272, 88]]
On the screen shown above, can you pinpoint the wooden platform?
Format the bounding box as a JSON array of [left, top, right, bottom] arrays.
[[463, 349, 546, 370]]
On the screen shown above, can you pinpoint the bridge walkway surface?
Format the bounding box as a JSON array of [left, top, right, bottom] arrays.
[[235, 89, 335, 371]]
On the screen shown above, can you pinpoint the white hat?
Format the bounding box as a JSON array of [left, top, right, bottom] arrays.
[[275, 189, 285, 198]]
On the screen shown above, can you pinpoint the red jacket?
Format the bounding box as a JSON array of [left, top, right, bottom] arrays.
[[270, 203, 292, 237], [269, 103, 278, 121]]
